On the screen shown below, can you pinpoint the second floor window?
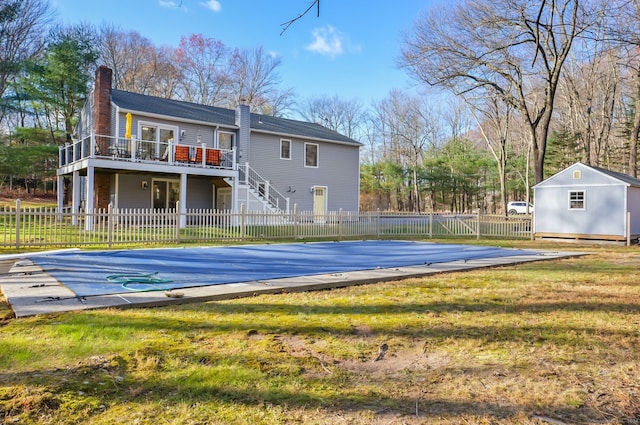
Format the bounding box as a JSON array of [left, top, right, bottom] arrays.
[[305, 143, 318, 167], [280, 139, 291, 159], [218, 131, 235, 150]]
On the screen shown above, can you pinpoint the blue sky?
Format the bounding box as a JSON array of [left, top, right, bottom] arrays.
[[51, 0, 433, 106]]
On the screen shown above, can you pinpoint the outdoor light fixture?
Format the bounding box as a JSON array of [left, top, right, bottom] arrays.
[[310, 186, 315, 193], [141, 180, 149, 190]]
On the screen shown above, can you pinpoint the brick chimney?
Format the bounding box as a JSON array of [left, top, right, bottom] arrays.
[[93, 66, 112, 154], [93, 66, 113, 210]]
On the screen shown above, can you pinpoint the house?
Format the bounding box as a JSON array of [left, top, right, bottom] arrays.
[[57, 66, 361, 227], [533, 162, 640, 243]]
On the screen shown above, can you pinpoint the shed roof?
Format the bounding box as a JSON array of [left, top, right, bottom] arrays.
[[534, 162, 640, 188], [590, 165, 640, 187], [111, 90, 361, 146]]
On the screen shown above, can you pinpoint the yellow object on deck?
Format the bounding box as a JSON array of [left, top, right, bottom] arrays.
[[125, 112, 132, 139]]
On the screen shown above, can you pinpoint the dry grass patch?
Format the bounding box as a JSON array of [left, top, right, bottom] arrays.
[[0, 241, 639, 424]]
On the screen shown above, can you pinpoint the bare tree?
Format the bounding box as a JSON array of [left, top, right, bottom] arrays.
[[174, 34, 229, 105], [0, 0, 51, 122], [558, 41, 620, 168], [605, 0, 640, 176], [99, 26, 179, 97], [375, 89, 440, 212], [225, 46, 293, 115], [298, 95, 363, 139], [400, 0, 587, 183], [463, 91, 514, 214]]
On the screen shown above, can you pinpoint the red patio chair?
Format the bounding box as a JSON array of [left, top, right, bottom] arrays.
[[175, 145, 189, 162], [205, 148, 221, 166]]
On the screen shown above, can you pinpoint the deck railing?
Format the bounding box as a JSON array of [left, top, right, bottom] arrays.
[[238, 163, 290, 212], [59, 133, 235, 170], [0, 202, 533, 249]]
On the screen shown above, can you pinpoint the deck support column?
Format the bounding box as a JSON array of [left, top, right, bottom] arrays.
[[85, 166, 95, 231], [179, 173, 187, 228], [57, 175, 64, 219], [71, 171, 80, 226]]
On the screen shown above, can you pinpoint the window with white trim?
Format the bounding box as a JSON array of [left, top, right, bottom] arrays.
[[305, 142, 318, 167], [569, 190, 585, 209], [139, 122, 176, 160], [280, 139, 291, 160], [218, 131, 235, 150]]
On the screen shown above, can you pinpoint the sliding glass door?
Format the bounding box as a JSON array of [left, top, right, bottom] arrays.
[[152, 179, 179, 210]]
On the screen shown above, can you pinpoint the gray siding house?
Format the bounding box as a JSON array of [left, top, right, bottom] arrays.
[[57, 66, 361, 224], [533, 162, 640, 242]]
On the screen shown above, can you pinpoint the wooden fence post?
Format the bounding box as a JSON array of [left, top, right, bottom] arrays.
[[240, 203, 246, 240], [175, 202, 181, 243], [531, 214, 535, 241], [627, 211, 631, 246], [108, 203, 114, 249], [293, 204, 298, 240], [15, 199, 21, 250]]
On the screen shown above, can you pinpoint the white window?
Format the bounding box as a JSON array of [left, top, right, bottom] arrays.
[[569, 191, 585, 210], [280, 139, 291, 160], [139, 122, 177, 160], [305, 143, 318, 168], [218, 131, 235, 150]]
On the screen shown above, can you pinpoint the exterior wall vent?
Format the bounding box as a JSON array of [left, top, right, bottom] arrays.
[[573, 170, 581, 180]]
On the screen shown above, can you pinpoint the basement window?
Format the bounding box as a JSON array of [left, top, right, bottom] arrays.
[[569, 190, 585, 210]]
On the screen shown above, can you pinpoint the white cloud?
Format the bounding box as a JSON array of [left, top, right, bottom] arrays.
[[201, 0, 222, 12], [305, 26, 344, 58], [158, 0, 190, 11], [159, 0, 180, 7]]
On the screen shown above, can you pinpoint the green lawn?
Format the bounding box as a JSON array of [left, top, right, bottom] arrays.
[[0, 240, 638, 424]]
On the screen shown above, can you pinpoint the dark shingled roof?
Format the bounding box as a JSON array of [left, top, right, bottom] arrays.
[[111, 90, 361, 146], [591, 165, 640, 187]]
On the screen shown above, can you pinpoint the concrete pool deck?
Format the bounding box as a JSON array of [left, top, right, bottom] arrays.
[[1, 246, 586, 318]]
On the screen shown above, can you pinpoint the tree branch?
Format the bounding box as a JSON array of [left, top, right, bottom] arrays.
[[280, 0, 320, 35]]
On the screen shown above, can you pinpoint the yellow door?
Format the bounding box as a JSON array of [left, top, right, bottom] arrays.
[[313, 186, 327, 223]]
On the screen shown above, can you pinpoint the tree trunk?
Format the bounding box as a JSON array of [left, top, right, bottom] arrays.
[[629, 69, 640, 177]]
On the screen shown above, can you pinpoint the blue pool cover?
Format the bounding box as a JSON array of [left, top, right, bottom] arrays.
[[30, 240, 539, 297]]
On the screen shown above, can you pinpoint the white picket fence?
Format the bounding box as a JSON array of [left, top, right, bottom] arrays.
[[0, 202, 532, 249]]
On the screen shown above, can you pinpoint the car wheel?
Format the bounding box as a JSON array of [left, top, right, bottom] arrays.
[[508, 209, 518, 215]]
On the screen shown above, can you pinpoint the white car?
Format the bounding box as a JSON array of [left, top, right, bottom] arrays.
[[507, 201, 534, 215]]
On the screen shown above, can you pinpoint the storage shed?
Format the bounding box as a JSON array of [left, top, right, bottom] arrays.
[[533, 162, 640, 243]]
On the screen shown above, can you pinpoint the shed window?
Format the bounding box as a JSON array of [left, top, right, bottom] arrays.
[[569, 191, 585, 210]]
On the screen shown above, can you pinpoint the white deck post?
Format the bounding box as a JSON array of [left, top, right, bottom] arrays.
[[57, 175, 64, 219], [232, 174, 239, 213], [71, 171, 80, 225], [179, 173, 187, 228], [130, 136, 137, 161], [85, 166, 95, 231]]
